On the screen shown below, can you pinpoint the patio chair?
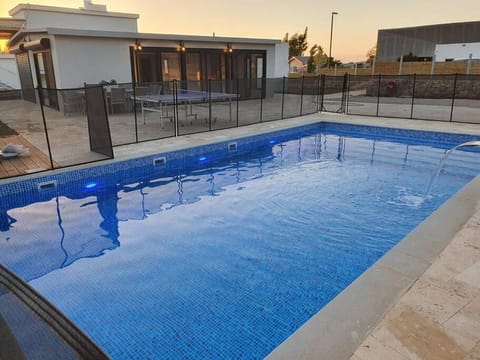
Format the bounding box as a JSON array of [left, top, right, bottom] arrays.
[[62, 91, 85, 116], [109, 87, 128, 114], [134, 86, 148, 96], [147, 84, 162, 95]]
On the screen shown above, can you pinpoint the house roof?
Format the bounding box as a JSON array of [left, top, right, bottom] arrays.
[[8, 27, 282, 47], [9, 3, 139, 19]]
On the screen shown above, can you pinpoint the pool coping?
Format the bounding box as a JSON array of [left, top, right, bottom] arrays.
[[2, 112, 480, 359]]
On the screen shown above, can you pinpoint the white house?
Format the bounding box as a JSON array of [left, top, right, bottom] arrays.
[[288, 56, 309, 74], [2, 1, 288, 106]]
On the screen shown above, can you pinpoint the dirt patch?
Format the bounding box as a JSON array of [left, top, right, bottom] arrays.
[[0, 121, 18, 137]]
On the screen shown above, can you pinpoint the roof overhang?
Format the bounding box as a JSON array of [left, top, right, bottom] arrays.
[[0, 18, 25, 39], [8, 27, 282, 47]]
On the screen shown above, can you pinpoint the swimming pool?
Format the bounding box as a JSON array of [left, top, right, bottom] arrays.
[[1, 122, 480, 359]]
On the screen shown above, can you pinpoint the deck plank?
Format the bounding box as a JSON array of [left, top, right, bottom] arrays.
[[0, 135, 58, 179]]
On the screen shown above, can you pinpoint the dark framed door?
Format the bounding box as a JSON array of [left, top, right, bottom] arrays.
[[137, 52, 157, 83]]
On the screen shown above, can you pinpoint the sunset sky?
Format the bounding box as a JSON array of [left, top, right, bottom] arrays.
[[1, 0, 480, 62]]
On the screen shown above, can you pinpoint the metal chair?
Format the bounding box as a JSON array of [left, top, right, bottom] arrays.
[[134, 86, 148, 96], [147, 83, 162, 95], [109, 87, 127, 114], [61, 90, 85, 116]]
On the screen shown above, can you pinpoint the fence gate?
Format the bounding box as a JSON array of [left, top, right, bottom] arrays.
[[84, 85, 114, 158]]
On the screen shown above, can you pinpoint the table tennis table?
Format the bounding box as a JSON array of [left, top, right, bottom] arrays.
[[133, 90, 239, 128]]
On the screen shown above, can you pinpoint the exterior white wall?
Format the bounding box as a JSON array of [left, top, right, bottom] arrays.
[[273, 43, 289, 77], [435, 42, 480, 61], [12, 8, 137, 32], [52, 36, 132, 88], [0, 54, 20, 88]]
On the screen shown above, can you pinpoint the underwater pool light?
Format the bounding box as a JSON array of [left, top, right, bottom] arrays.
[[84, 182, 98, 189], [269, 140, 276, 144], [199, 156, 207, 161]]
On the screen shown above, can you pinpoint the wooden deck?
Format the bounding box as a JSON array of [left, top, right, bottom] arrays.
[[0, 135, 56, 179]]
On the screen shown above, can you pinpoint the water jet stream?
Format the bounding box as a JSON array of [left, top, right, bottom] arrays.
[[424, 140, 480, 198]]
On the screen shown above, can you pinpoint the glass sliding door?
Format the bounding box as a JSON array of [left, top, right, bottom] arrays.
[[185, 52, 201, 91], [205, 52, 225, 92], [160, 52, 181, 82], [137, 52, 157, 84]]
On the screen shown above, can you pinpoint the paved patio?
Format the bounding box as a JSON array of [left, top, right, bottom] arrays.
[[351, 210, 480, 359], [1, 93, 479, 163]]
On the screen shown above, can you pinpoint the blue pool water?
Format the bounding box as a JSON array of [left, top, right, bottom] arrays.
[[1, 122, 480, 359]]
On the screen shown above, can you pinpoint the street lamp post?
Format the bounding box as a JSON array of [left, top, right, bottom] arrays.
[[328, 11, 338, 68]]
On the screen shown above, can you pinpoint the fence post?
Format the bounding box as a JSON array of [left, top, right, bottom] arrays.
[[467, 53, 472, 76], [208, 79, 212, 131], [398, 55, 403, 75], [347, 73, 353, 114], [376, 74, 381, 117], [430, 55, 436, 76], [281, 76, 286, 119], [410, 74, 416, 119], [316, 75, 321, 112], [236, 79, 239, 127], [320, 75, 326, 112], [450, 73, 458, 122], [37, 85, 55, 169], [173, 80, 179, 137], [300, 76, 304, 116], [132, 82, 139, 143], [260, 78, 264, 122], [339, 73, 348, 114]]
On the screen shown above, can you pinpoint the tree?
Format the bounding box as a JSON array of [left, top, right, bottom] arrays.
[[283, 27, 309, 58], [307, 44, 319, 73], [314, 48, 329, 68], [366, 45, 376, 65], [327, 57, 342, 67]]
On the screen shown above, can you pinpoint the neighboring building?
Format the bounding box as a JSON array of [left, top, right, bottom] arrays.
[[376, 21, 480, 62], [2, 1, 288, 105], [288, 56, 309, 74], [435, 42, 480, 61]]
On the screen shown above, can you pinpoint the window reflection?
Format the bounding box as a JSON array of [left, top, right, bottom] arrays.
[[160, 52, 180, 81]]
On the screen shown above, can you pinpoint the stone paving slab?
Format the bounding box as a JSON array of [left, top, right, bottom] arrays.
[[351, 210, 480, 360]]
